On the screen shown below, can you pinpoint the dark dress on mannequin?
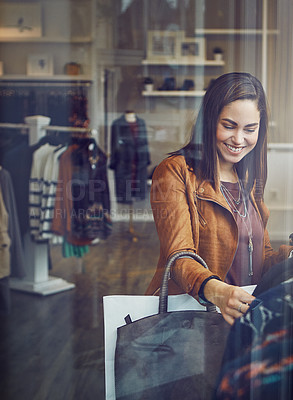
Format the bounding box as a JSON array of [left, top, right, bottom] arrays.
[[109, 113, 150, 204]]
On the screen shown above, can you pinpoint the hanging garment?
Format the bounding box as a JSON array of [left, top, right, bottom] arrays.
[[0, 276, 11, 315], [109, 115, 150, 204], [0, 167, 25, 278], [51, 144, 79, 243], [52, 138, 112, 246], [40, 145, 67, 239], [0, 185, 11, 279], [62, 239, 89, 258], [29, 142, 67, 241], [70, 138, 112, 241], [2, 135, 33, 236], [29, 143, 59, 241]]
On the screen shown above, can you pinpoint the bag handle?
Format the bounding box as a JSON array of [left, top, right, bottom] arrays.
[[159, 251, 214, 314]]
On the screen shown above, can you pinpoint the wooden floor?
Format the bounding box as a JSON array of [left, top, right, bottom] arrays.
[[0, 221, 159, 400]]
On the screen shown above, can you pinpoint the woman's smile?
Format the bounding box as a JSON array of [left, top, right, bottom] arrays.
[[224, 143, 245, 153]]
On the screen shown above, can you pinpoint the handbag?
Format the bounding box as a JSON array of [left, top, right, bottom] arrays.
[[104, 293, 209, 400], [114, 251, 231, 400]]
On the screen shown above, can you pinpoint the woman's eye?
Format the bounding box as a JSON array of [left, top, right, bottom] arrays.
[[245, 129, 256, 133], [223, 125, 234, 130]]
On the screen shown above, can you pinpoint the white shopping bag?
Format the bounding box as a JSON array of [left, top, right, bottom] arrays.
[[103, 285, 256, 400]]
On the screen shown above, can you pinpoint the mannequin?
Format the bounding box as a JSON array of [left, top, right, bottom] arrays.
[[124, 110, 136, 124], [110, 110, 150, 203], [110, 110, 150, 240]]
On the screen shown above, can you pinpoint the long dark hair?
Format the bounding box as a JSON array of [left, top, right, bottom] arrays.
[[173, 72, 268, 196]]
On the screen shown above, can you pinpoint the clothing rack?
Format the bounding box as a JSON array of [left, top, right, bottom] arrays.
[[0, 122, 29, 130], [45, 125, 96, 134], [1, 117, 75, 295]]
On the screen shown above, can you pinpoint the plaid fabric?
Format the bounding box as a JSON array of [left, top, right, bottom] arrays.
[[214, 276, 293, 400]]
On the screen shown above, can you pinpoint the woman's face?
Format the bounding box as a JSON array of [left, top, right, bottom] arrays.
[[216, 99, 260, 171]]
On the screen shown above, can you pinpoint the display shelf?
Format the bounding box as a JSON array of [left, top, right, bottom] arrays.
[[0, 75, 92, 83], [0, 0, 94, 81], [142, 59, 225, 66], [194, 29, 279, 35], [142, 59, 224, 98], [142, 90, 205, 97], [0, 36, 92, 43]]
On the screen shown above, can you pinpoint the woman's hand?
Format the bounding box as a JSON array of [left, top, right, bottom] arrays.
[[203, 279, 255, 325]]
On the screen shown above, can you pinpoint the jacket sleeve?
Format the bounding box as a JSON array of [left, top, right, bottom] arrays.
[[1, 169, 26, 278], [150, 157, 216, 297]]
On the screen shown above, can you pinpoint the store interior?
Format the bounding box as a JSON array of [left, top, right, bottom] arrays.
[[0, 1, 293, 399]]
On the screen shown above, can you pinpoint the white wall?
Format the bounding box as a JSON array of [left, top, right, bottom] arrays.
[[264, 144, 293, 241]]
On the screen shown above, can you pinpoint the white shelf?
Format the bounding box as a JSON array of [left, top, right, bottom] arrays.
[[194, 29, 279, 35], [0, 36, 92, 43], [142, 59, 225, 66], [0, 75, 92, 83], [142, 90, 205, 97]]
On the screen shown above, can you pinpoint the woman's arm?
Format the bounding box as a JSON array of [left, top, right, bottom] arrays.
[[203, 279, 255, 325], [150, 157, 215, 294], [151, 156, 255, 326]]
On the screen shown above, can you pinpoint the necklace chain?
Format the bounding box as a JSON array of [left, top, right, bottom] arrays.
[[220, 180, 254, 277], [221, 180, 241, 205], [220, 181, 245, 217]]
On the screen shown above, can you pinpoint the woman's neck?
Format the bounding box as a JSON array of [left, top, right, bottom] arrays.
[[219, 163, 238, 183]]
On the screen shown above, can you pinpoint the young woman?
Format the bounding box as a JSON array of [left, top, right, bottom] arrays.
[[146, 72, 293, 325]]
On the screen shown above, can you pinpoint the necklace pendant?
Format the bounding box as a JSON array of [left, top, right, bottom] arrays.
[[248, 237, 253, 253], [248, 237, 253, 276]]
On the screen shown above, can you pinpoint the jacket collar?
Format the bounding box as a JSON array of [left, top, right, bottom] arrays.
[[195, 179, 229, 210], [186, 155, 262, 211], [195, 175, 263, 223]]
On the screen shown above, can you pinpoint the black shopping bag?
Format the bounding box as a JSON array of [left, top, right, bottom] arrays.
[[115, 251, 231, 400]]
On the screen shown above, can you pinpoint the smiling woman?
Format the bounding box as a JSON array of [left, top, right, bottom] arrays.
[[146, 72, 293, 326]]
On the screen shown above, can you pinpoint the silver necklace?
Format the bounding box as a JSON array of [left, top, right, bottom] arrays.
[[221, 180, 241, 205], [220, 181, 254, 276], [220, 181, 246, 217]]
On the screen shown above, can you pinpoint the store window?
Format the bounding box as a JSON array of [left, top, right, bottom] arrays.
[[0, 1, 292, 399]]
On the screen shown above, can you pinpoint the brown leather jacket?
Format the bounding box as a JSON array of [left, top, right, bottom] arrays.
[[146, 155, 291, 298]]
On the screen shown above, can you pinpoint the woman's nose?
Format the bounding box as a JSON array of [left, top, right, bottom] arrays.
[[231, 129, 244, 144]]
